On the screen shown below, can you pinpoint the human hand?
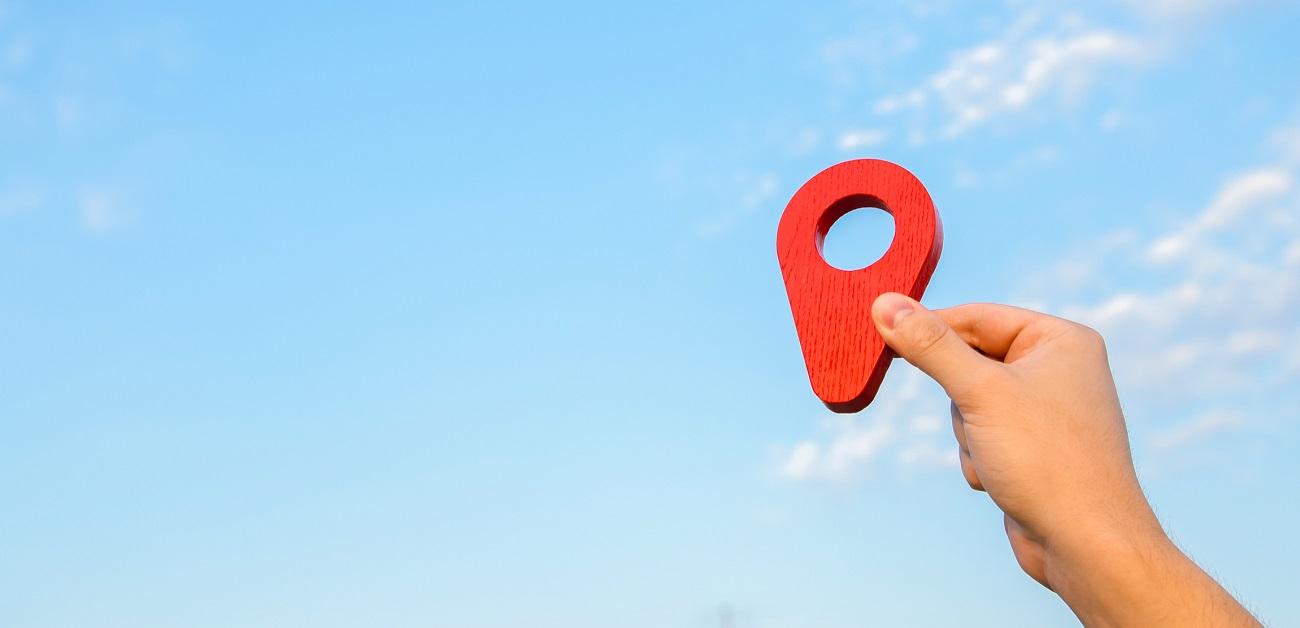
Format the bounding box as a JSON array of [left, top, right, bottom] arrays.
[[871, 294, 1258, 627]]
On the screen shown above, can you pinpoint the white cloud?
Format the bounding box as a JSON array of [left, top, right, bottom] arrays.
[[1225, 329, 1284, 357], [819, 23, 920, 89], [780, 442, 821, 479], [740, 172, 779, 210], [1123, 0, 1244, 20], [1, 14, 184, 237], [908, 414, 944, 434], [1146, 168, 1293, 263], [1099, 109, 1126, 132], [1269, 125, 1300, 166], [1150, 411, 1246, 450], [1286, 240, 1300, 266], [79, 189, 132, 234], [53, 95, 82, 131], [788, 127, 822, 156], [4, 36, 30, 70], [1036, 124, 1300, 415], [777, 369, 953, 481], [120, 19, 193, 73], [834, 1, 1261, 145], [872, 10, 1150, 140], [690, 169, 780, 239], [836, 128, 889, 151], [0, 185, 43, 216], [898, 441, 959, 470], [950, 145, 1061, 191], [779, 413, 896, 481], [821, 417, 896, 477], [874, 88, 927, 115]]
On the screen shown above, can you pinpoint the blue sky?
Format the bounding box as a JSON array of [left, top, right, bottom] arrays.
[[3, 1, 1299, 626]]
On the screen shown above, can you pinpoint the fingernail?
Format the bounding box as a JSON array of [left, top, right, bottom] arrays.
[[875, 293, 915, 330]]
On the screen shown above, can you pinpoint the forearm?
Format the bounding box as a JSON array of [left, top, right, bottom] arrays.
[[1047, 523, 1259, 627]]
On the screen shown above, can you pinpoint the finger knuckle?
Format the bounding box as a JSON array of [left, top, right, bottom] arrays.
[[1076, 323, 1104, 343], [907, 318, 950, 356], [1067, 323, 1108, 353]]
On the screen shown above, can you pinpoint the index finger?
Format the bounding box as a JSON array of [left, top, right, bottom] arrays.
[[934, 302, 1071, 361]]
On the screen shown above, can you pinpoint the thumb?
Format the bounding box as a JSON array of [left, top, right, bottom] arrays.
[[872, 292, 995, 396]]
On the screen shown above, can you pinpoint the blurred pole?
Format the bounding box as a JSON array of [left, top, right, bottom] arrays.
[[719, 603, 735, 628]]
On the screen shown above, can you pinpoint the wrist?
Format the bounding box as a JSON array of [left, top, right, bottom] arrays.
[[1043, 507, 1178, 625]]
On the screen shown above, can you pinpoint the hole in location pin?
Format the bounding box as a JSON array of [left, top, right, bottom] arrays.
[[776, 159, 943, 413]]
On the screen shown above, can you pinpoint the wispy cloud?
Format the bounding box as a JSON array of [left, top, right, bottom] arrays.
[[78, 189, 133, 234], [691, 170, 780, 239], [829, 1, 1259, 147], [836, 128, 889, 151], [778, 369, 954, 481], [1122, 0, 1245, 21], [872, 10, 1150, 141], [1145, 168, 1293, 263], [951, 144, 1062, 189], [1151, 410, 1246, 450], [1034, 122, 1300, 423], [897, 440, 960, 470], [1061, 151, 1299, 330], [1099, 109, 1127, 132], [819, 22, 919, 89], [0, 11, 187, 235], [3, 35, 30, 69], [0, 184, 43, 216]]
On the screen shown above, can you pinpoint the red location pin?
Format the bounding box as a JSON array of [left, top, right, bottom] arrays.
[[776, 159, 942, 413]]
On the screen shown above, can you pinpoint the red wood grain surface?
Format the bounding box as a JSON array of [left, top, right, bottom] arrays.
[[777, 159, 943, 413]]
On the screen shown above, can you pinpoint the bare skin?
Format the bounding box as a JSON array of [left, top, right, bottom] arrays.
[[871, 293, 1260, 628]]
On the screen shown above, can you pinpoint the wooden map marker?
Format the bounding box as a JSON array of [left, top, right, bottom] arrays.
[[777, 159, 943, 413]]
